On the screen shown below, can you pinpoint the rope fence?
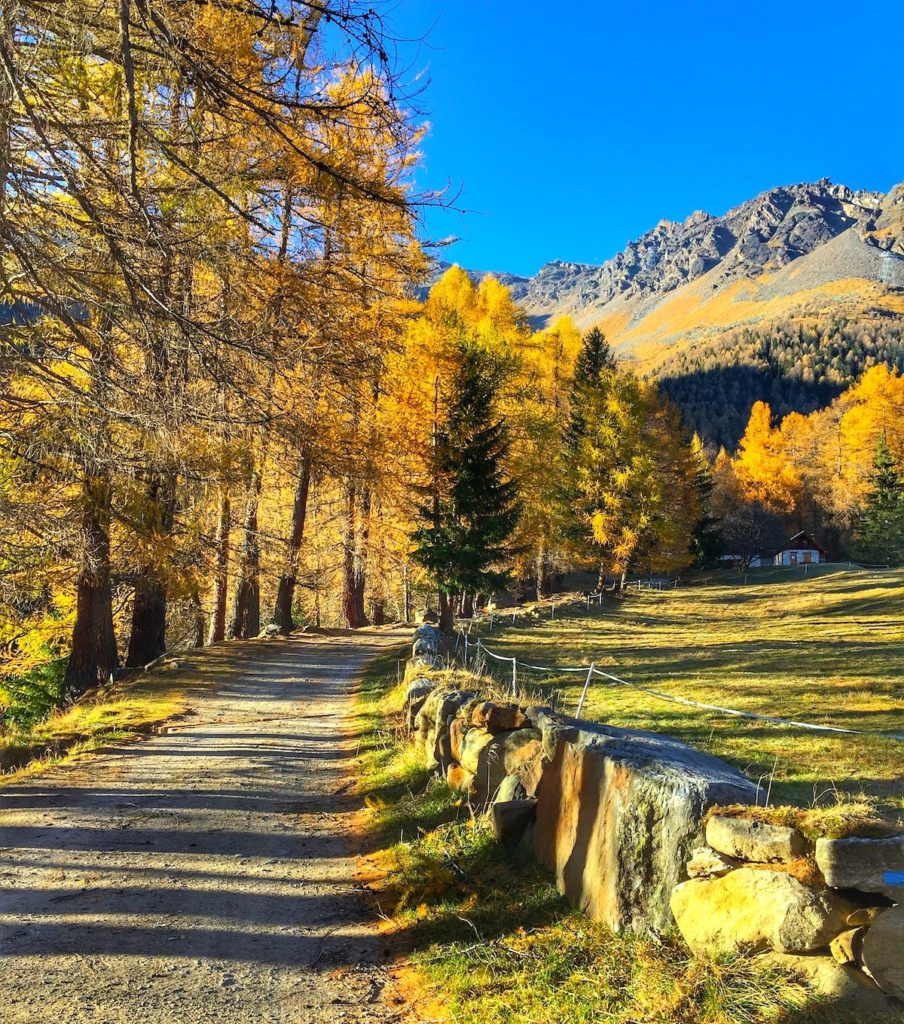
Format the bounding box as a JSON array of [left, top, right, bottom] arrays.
[[455, 629, 904, 745]]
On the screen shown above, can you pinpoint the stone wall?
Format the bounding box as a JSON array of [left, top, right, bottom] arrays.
[[402, 624, 903, 1009]]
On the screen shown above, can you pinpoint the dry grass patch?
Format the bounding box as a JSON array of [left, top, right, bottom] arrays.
[[472, 565, 904, 822]]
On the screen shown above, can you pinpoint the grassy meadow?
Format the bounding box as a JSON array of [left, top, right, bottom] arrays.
[[354, 643, 903, 1024], [0, 663, 204, 784], [473, 564, 904, 818]]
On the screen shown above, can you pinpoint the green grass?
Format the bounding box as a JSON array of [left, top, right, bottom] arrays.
[[355, 647, 903, 1024], [0, 665, 202, 782], [473, 565, 904, 819]]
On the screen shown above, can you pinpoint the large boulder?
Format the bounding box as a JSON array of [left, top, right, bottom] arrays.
[[470, 701, 528, 734], [404, 677, 436, 730], [413, 635, 439, 658], [861, 906, 904, 1000], [706, 814, 807, 863], [530, 711, 758, 932], [670, 868, 855, 955], [815, 835, 904, 899], [491, 799, 537, 846], [414, 689, 476, 768], [472, 728, 544, 805], [458, 727, 495, 775]]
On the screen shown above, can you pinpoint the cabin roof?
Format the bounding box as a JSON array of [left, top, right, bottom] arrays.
[[775, 531, 828, 556]]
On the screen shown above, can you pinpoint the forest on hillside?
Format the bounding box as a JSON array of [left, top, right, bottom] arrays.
[[0, 0, 903, 732], [658, 319, 904, 448]]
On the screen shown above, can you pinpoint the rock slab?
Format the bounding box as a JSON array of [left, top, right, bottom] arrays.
[[706, 814, 807, 863], [861, 906, 904, 1000], [815, 835, 904, 898], [530, 711, 758, 932], [671, 868, 854, 955]]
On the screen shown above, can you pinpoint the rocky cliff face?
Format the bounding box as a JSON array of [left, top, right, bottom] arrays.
[[434, 180, 904, 368]]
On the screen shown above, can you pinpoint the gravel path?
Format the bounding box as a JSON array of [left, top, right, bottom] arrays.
[[0, 629, 410, 1024]]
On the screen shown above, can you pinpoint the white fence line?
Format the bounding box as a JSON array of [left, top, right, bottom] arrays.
[[460, 633, 904, 743]]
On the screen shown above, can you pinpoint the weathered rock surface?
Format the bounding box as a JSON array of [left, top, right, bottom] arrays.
[[414, 689, 476, 768], [830, 927, 866, 966], [470, 701, 528, 734], [449, 717, 469, 763], [815, 835, 904, 898], [671, 868, 854, 955], [759, 952, 894, 1012], [686, 845, 738, 878], [411, 652, 443, 671], [495, 773, 528, 803], [457, 727, 495, 775], [491, 799, 536, 846], [471, 728, 544, 805], [404, 677, 436, 730], [530, 711, 757, 932], [413, 635, 439, 657], [446, 763, 475, 793], [706, 814, 807, 863], [861, 906, 904, 1000]]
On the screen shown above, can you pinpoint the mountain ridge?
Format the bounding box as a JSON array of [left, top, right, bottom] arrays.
[[435, 178, 904, 372]]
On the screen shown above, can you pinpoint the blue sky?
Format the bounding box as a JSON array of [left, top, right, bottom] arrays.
[[386, 0, 904, 277]]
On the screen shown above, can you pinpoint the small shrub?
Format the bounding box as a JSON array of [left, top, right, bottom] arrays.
[[1, 658, 67, 729]]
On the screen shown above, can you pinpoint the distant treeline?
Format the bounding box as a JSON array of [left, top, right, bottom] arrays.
[[657, 319, 904, 449]]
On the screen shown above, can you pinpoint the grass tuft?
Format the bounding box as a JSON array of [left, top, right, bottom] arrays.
[[355, 644, 904, 1024]]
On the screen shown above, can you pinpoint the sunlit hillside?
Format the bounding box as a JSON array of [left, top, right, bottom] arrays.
[[472, 565, 904, 818]]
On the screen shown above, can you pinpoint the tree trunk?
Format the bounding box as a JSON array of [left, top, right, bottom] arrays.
[[126, 575, 167, 667], [190, 592, 205, 648], [402, 562, 412, 623], [341, 480, 370, 628], [597, 561, 608, 592], [126, 472, 175, 667], [229, 478, 262, 639], [65, 472, 118, 697], [438, 591, 453, 634], [460, 593, 474, 618], [536, 544, 551, 600], [272, 451, 313, 634], [207, 484, 230, 644]]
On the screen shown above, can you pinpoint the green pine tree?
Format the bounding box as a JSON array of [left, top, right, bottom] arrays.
[[689, 434, 724, 567], [565, 327, 617, 449], [412, 340, 521, 630], [854, 436, 904, 566]]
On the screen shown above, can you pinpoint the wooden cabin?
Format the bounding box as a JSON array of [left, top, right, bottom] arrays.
[[773, 531, 828, 566]]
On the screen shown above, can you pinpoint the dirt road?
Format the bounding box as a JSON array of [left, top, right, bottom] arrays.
[[0, 629, 409, 1024]]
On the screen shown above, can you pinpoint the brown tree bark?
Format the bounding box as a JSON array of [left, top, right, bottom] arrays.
[[126, 472, 175, 667], [536, 543, 551, 600], [229, 474, 262, 639], [272, 451, 313, 634], [65, 472, 119, 696], [207, 485, 230, 644], [438, 590, 453, 634], [341, 479, 370, 628]]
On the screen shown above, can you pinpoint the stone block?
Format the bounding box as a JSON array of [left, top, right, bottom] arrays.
[[531, 710, 757, 932], [861, 905, 904, 1000], [670, 868, 855, 955], [706, 814, 807, 863], [815, 835, 904, 898]]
